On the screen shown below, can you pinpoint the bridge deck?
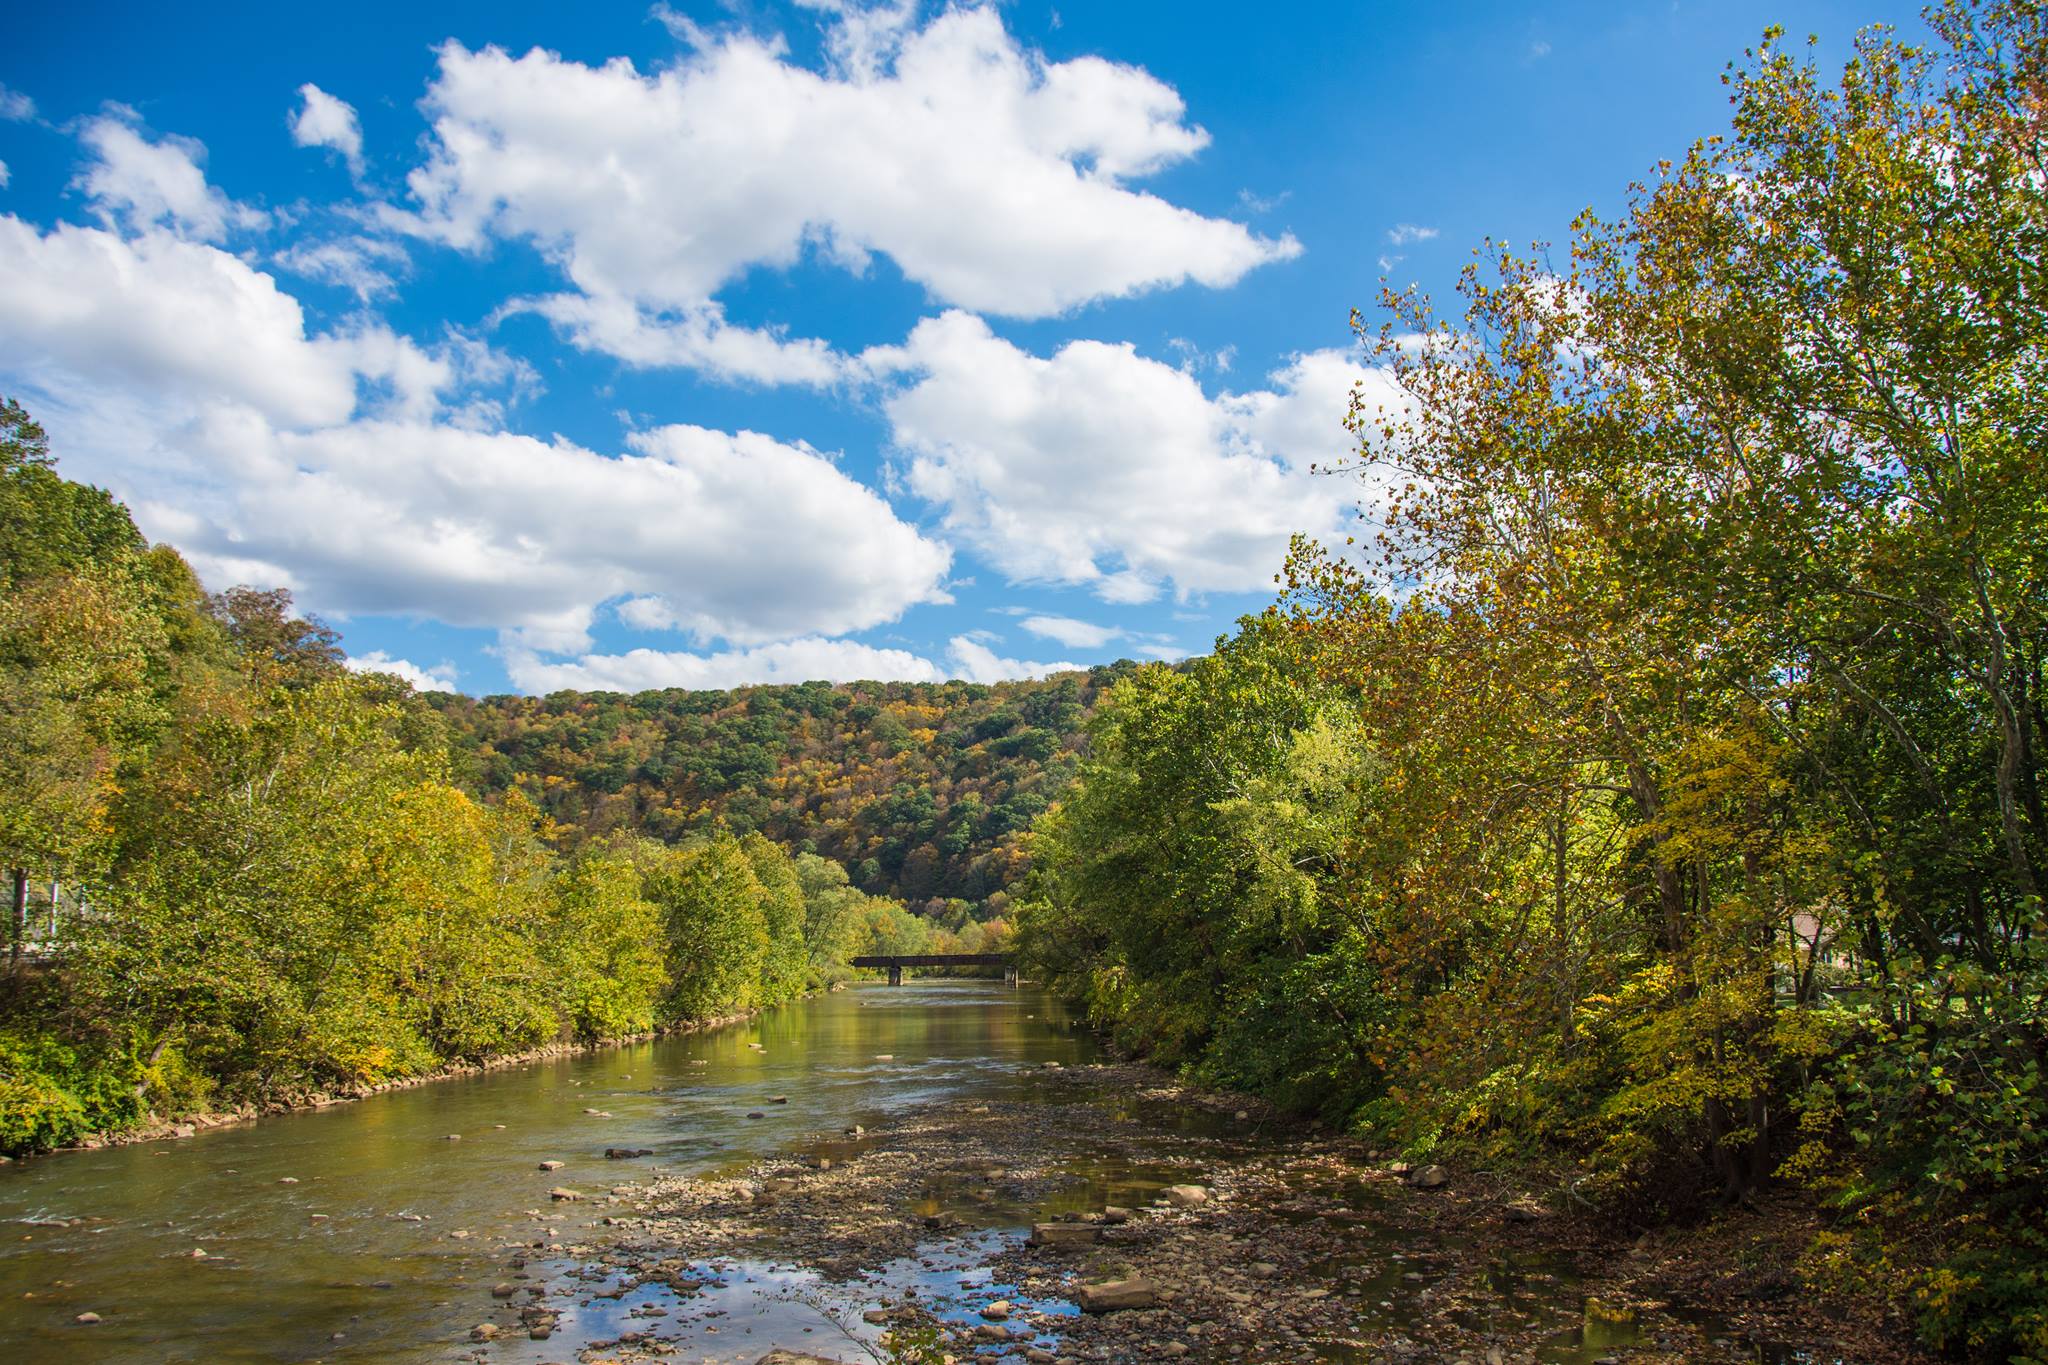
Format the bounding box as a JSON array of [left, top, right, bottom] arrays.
[[849, 953, 1012, 969]]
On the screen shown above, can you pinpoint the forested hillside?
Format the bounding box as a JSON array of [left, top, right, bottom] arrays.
[[428, 666, 1134, 919], [1017, 11, 2048, 1361]]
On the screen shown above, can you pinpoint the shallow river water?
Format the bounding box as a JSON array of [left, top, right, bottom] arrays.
[[1, 983, 1808, 1365], [0, 982, 1094, 1362]]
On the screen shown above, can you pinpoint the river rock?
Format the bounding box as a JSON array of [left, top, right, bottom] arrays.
[[980, 1299, 1011, 1320], [1162, 1183, 1209, 1207], [490, 1283, 518, 1299], [538, 1159, 565, 1171], [605, 1147, 654, 1159], [74, 1312, 101, 1325], [754, 1353, 843, 1364], [1028, 1222, 1100, 1249], [1408, 1164, 1450, 1189], [1076, 1276, 1159, 1312], [548, 1187, 582, 1201], [1102, 1205, 1132, 1224]]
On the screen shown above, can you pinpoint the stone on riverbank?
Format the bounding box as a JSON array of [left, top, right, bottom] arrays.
[[548, 1187, 581, 1201], [1162, 1183, 1209, 1207], [538, 1160, 565, 1171], [1408, 1164, 1450, 1189], [1028, 1221, 1101, 1249], [1077, 1277, 1159, 1312]]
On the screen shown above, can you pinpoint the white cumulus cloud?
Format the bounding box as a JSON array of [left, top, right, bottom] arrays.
[[868, 311, 1402, 604], [290, 84, 365, 176], [388, 6, 1295, 380], [0, 127, 952, 664], [948, 636, 1083, 684], [346, 651, 458, 692], [505, 631, 1084, 692], [0, 217, 368, 425], [1019, 614, 1121, 649], [75, 112, 263, 241]]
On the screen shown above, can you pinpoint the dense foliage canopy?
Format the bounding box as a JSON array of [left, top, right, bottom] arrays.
[[428, 665, 1132, 917], [1018, 7, 2048, 1359]]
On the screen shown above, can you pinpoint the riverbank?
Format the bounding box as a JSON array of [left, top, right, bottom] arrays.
[[479, 1061, 1925, 1364], [7, 1007, 766, 1164]]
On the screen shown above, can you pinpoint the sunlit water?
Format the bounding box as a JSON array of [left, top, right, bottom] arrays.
[[0, 982, 1817, 1364], [0, 982, 1092, 1362]]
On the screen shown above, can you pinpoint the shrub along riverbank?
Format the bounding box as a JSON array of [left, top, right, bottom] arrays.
[[1017, 10, 2047, 1362]]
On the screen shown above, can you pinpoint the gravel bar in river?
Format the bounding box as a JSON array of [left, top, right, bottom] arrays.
[[451, 1061, 1911, 1365]]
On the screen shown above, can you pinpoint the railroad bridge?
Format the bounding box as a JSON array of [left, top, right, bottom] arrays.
[[849, 953, 1018, 986]]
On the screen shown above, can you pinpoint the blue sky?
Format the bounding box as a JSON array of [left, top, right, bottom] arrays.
[[1, 0, 1923, 696]]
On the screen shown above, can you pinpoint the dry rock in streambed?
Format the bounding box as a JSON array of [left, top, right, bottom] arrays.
[[548, 1187, 582, 1201], [1028, 1221, 1101, 1249], [1077, 1276, 1160, 1312], [538, 1160, 566, 1171], [754, 1353, 843, 1364], [1407, 1164, 1450, 1189], [1162, 1183, 1209, 1206]]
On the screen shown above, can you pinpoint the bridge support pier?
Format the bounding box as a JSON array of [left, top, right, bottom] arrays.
[[887, 964, 903, 986], [1004, 966, 1019, 988]]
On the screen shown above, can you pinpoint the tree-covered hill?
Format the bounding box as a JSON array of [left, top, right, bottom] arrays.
[[427, 665, 1140, 920]]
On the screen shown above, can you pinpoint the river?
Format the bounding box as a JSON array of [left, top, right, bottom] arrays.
[[0, 982, 1095, 1362], [1, 983, 1812, 1365]]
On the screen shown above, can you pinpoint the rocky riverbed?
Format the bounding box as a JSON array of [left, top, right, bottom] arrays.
[[447, 1061, 1919, 1365]]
